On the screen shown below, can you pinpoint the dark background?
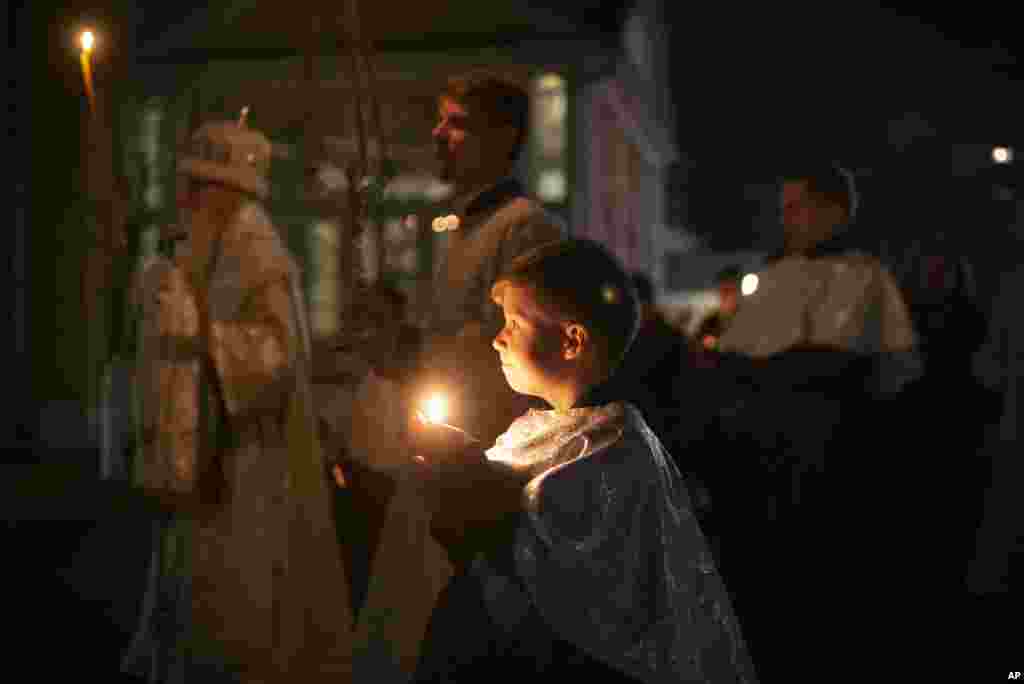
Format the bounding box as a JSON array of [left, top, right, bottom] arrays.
[[8, 0, 1020, 678]]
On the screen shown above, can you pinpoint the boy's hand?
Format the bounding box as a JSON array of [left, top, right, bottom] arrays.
[[332, 464, 347, 488]]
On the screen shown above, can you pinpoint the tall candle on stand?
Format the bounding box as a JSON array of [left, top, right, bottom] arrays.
[[77, 27, 104, 458], [79, 30, 96, 113]]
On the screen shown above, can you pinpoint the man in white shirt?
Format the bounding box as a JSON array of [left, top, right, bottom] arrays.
[[706, 162, 923, 680], [718, 163, 921, 393]]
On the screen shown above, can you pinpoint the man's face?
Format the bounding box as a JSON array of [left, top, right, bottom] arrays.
[[492, 283, 567, 401], [432, 96, 511, 187], [781, 180, 841, 253]]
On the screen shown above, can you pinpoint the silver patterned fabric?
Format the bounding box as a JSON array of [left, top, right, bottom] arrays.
[[477, 403, 758, 683], [123, 201, 352, 683], [131, 255, 204, 497]]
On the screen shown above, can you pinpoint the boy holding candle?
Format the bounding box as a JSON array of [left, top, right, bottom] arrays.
[[409, 239, 757, 683]]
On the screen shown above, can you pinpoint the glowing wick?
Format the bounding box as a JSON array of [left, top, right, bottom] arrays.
[[80, 31, 95, 53], [423, 394, 447, 424], [415, 393, 480, 444]]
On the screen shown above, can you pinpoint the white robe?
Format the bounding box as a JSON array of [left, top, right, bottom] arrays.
[[718, 250, 922, 393]]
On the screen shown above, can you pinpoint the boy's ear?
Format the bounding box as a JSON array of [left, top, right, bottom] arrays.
[[563, 323, 588, 360]]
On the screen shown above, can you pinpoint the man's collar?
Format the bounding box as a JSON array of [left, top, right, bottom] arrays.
[[451, 177, 525, 220], [769, 224, 857, 263]]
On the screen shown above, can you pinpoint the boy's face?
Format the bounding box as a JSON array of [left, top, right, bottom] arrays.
[[492, 283, 569, 402]]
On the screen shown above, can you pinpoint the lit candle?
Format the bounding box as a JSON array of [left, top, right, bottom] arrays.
[[415, 391, 479, 443], [423, 393, 447, 424], [78, 30, 96, 113]]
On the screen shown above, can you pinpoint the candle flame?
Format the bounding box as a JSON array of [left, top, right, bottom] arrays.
[[741, 273, 759, 296], [993, 146, 1013, 164], [78, 33, 96, 113], [423, 394, 447, 424]]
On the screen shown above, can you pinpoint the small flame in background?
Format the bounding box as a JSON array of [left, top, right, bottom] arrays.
[[77, 29, 97, 112], [741, 273, 759, 296]]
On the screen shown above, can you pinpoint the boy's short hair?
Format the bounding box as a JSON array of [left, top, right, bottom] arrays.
[[491, 239, 639, 374], [443, 71, 530, 161]]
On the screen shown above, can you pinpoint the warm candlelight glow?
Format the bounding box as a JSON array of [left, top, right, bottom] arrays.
[[77, 29, 97, 112], [423, 394, 447, 424], [413, 390, 480, 445]]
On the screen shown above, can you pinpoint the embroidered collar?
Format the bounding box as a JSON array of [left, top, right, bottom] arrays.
[[485, 400, 627, 479]]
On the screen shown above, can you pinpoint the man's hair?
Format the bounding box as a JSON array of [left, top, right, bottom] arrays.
[[783, 162, 859, 221], [631, 272, 654, 305], [444, 71, 530, 161], [492, 239, 639, 374]]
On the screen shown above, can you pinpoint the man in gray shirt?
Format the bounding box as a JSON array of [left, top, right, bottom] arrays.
[[417, 72, 567, 446], [342, 72, 565, 681]]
